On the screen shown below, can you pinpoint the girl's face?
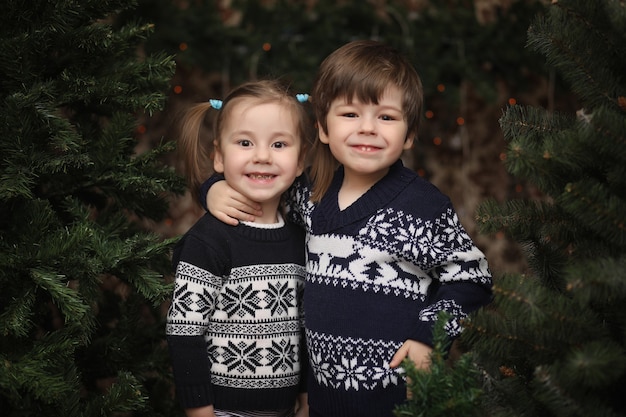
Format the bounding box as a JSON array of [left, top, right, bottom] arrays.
[[213, 100, 304, 222], [318, 85, 413, 189]]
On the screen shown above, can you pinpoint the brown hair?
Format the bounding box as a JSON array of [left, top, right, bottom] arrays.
[[309, 40, 424, 202], [177, 79, 311, 196]]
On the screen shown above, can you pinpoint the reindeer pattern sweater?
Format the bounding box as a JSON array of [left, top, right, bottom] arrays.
[[285, 160, 493, 417]]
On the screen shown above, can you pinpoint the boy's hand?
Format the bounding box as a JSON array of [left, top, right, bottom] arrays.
[[207, 181, 262, 225], [389, 339, 432, 369]]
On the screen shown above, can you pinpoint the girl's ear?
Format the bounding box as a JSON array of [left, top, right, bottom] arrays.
[[213, 140, 225, 173]]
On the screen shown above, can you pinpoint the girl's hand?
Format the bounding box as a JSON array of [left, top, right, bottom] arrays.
[[389, 339, 432, 369], [184, 405, 216, 417], [294, 393, 309, 417], [207, 181, 262, 225]]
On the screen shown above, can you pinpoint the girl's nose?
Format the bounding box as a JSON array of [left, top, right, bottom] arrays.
[[253, 147, 271, 163]]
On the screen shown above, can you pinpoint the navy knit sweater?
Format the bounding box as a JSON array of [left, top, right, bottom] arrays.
[[166, 213, 307, 412], [284, 160, 492, 417]]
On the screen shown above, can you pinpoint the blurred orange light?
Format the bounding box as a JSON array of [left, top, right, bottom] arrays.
[[417, 168, 426, 177], [174, 85, 183, 94], [137, 125, 147, 134], [508, 97, 517, 105], [179, 42, 188, 51], [437, 84, 445, 92], [262, 43, 272, 51], [456, 117, 465, 126], [433, 137, 442, 146], [425, 110, 434, 119], [499, 152, 507, 161]]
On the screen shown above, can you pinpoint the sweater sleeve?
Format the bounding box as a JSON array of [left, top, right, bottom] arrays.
[[198, 173, 225, 211], [166, 230, 227, 408], [408, 202, 493, 346]]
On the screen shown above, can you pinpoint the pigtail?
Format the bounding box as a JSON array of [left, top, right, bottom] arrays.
[[177, 102, 215, 194]]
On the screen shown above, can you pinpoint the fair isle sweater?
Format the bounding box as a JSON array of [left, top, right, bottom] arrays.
[[165, 212, 307, 412], [284, 160, 493, 417]]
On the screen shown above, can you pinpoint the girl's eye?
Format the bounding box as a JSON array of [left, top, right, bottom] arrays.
[[342, 113, 357, 118], [272, 142, 286, 149], [381, 115, 395, 121], [237, 139, 252, 147]]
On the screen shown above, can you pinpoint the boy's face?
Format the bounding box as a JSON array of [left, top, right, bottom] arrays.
[[213, 100, 304, 212], [319, 85, 413, 187]]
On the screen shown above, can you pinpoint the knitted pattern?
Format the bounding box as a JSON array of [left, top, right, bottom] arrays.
[[166, 213, 307, 412], [286, 160, 492, 417]]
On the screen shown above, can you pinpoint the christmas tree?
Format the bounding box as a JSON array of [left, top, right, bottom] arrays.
[[0, 1, 185, 416], [457, 0, 626, 415]]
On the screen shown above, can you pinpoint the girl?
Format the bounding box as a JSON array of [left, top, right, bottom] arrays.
[[204, 41, 492, 417], [166, 80, 310, 417]]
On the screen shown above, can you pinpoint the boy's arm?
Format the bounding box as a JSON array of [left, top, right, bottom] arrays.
[[200, 174, 262, 224], [405, 203, 493, 350]]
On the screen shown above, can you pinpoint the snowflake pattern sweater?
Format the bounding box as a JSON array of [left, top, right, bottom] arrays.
[[166, 212, 307, 412], [285, 160, 493, 417]]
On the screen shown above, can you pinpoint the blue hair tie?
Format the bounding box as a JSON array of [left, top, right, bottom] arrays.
[[209, 95, 307, 109], [209, 99, 223, 110]]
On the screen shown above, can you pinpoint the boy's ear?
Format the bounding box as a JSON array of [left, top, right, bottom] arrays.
[[403, 132, 415, 150], [213, 141, 225, 173], [318, 123, 330, 144]]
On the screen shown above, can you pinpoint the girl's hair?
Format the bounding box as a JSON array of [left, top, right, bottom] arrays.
[[309, 40, 424, 202], [177, 79, 311, 195]]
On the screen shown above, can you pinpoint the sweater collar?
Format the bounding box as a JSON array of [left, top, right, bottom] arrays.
[[312, 159, 414, 233]]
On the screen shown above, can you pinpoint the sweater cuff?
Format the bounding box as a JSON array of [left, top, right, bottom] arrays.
[[198, 173, 225, 211], [175, 382, 214, 408]]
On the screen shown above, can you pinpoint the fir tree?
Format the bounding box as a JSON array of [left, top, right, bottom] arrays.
[[0, 1, 185, 416], [462, 0, 626, 416]]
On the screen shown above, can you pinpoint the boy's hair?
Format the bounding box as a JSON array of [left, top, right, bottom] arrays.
[[178, 79, 311, 195], [309, 40, 424, 202]]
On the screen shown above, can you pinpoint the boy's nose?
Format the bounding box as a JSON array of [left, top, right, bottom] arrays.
[[359, 117, 376, 134]]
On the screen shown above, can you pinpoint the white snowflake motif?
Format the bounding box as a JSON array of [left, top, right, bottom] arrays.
[[310, 351, 333, 387], [334, 356, 368, 391], [366, 364, 400, 389]]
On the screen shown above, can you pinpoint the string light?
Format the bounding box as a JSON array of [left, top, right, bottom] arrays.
[[173, 85, 183, 94], [425, 110, 434, 119], [262, 42, 271, 51], [179, 42, 188, 51]]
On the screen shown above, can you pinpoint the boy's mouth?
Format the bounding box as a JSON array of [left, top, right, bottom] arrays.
[[353, 145, 381, 152]]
